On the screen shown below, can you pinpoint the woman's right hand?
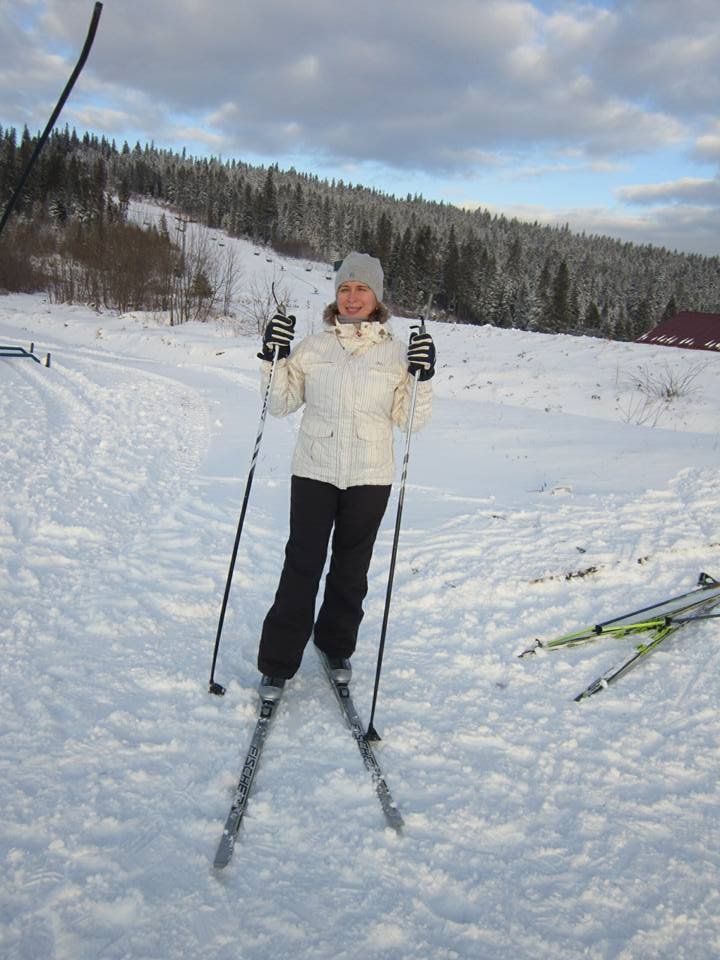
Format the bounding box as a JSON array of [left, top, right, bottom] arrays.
[[258, 313, 296, 360]]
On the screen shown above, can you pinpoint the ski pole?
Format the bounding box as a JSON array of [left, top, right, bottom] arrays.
[[208, 294, 289, 695], [0, 3, 103, 239], [366, 291, 433, 740]]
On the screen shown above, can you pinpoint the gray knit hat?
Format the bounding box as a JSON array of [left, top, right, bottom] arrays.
[[334, 251, 384, 302]]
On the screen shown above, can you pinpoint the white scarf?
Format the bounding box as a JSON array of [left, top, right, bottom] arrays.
[[333, 319, 390, 355]]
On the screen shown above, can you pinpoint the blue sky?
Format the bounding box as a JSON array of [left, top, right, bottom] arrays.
[[2, 0, 719, 255]]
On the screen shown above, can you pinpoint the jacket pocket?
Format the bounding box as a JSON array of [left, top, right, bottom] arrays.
[[299, 415, 335, 464], [355, 418, 393, 470], [304, 360, 336, 407], [300, 416, 334, 438]]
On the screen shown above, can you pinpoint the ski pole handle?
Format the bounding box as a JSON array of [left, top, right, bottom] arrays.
[[271, 281, 289, 318], [408, 288, 435, 381], [419, 288, 434, 334]]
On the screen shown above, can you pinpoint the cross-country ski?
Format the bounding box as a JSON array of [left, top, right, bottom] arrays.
[[213, 695, 281, 869], [317, 648, 404, 831], [520, 573, 720, 700]]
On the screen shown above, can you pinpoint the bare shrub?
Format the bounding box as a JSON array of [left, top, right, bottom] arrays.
[[215, 242, 242, 317], [170, 228, 243, 324], [628, 360, 707, 401], [617, 360, 707, 425], [0, 209, 245, 323], [48, 219, 176, 312], [241, 273, 293, 335], [0, 221, 53, 292]]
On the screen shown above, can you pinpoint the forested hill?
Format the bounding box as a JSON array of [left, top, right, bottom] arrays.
[[2, 124, 719, 339]]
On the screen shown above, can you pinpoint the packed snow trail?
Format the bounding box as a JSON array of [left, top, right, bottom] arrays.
[[2, 281, 720, 960]]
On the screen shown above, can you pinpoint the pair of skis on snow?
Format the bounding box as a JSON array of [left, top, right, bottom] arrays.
[[519, 572, 720, 701], [213, 649, 403, 869]]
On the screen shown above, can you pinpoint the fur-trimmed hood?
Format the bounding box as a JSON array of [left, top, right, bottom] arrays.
[[322, 301, 391, 325]]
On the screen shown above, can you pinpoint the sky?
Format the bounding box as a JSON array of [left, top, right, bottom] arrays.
[[1, 0, 719, 256]]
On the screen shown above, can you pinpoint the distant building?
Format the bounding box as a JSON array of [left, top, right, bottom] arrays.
[[637, 311, 720, 352]]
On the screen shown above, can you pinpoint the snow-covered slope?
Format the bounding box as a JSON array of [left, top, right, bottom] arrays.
[[2, 232, 720, 960]]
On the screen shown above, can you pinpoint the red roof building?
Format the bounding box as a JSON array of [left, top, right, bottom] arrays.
[[637, 311, 720, 352]]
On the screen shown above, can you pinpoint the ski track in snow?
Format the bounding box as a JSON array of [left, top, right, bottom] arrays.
[[2, 247, 720, 960]]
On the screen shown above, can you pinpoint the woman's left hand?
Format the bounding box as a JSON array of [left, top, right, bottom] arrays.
[[407, 331, 436, 381]]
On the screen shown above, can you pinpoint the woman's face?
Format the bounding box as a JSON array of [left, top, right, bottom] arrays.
[[336, 281, 378, 320]]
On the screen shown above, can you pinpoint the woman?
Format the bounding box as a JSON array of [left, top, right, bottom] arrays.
[[256, 252, 436, 700]]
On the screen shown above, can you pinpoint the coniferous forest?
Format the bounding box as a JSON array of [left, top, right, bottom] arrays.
[[1, 124, 719, 339]]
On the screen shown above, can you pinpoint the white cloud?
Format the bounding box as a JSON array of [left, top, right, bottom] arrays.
[[2, 0, 719, 255], [68, 105, 134, 135], [290, 56, 321, 83], [173, 126, 226, 149], [3, 0, 699, 169], [617, 178, 720, 207], [693, 122, 720, 165], [470, 198, 720, 255], [593, 0, 720, 115]]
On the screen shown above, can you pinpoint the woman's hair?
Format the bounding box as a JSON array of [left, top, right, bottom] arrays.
[[323, 301, 390, 325]]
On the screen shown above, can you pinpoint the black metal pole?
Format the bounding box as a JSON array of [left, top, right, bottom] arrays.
[[208, 285, 290, 694], [208, 347, 279, 695], [0, 3, 103, 239], [366, 293, 433, 740]]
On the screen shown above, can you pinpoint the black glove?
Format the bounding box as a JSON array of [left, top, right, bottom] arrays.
[[407, 330, 436, 381], [258, 313, 296, 361]]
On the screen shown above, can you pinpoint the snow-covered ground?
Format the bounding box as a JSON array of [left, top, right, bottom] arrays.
[[2, 231, 720, 960]]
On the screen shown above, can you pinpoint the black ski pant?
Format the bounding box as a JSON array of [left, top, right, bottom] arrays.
[[258, 475, 391, 678]]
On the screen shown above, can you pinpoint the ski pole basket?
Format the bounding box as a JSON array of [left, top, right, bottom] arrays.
[[0, 342, 51, 367]]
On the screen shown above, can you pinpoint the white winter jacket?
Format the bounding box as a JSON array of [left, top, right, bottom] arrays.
[[261, 324, 432, 490]]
